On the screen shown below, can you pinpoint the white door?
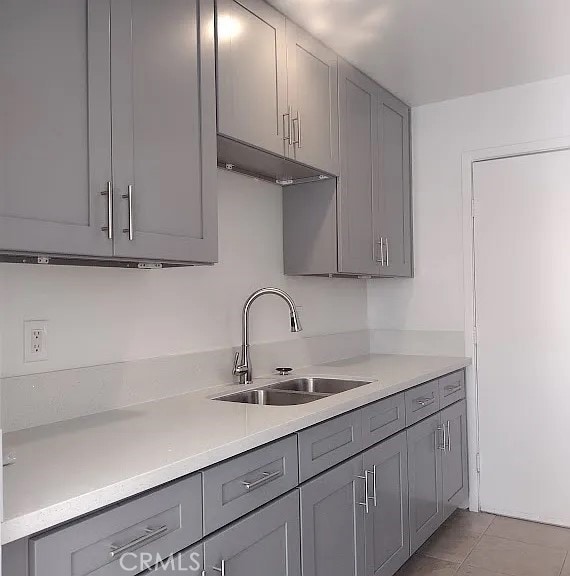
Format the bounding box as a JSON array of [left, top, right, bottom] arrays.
[[474, 148, 570, 525]]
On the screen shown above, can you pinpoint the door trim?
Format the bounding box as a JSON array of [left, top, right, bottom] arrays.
[[461, 135, 570, 513]]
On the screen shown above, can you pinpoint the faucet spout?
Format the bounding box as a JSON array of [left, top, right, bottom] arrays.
[[233, 287, 302, 385]]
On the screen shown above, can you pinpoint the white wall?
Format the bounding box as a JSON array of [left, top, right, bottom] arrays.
[[0, 169, 368, 378], [368, 73, 570, 348]]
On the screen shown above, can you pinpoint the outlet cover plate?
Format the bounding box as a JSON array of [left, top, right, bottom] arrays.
[[24, 320, 48, 362]]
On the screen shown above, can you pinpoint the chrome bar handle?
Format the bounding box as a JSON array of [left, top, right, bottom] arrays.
[[372, 465, 378, 507], [101, 181, 113, 240], [297, 111, 302, 148], [436, 425, 446, 451], [122, 184, 134, 241], [385, 237, 390, 267], [283, 106, 292, 145], [241, 470, 281, 491], [212, 560, 226, 576], [446, 420, 452, 452], [292, 111, 301, 147], [444, 384, 462, 394], [415, 397, 435, 407], [379, 237, 385, 266], [357, 473, 370, 514], [109, 525, 168, 558]]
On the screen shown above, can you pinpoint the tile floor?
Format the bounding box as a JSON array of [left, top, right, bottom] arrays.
[[396, 510, 570, 576]]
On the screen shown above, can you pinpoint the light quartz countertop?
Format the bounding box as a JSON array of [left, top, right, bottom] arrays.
[[2, 354, 470, 544]]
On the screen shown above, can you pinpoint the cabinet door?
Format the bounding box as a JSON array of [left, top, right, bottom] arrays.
[[337, 60, 379, 275], [363, 432, 410, 576], [286, 23, 339, 176], [441, 400, 469, 521], [407, 413, 444, 554], [217, 0, 288, 157], [111, 0, 217, 263], [0, 0, 113, 257], [377, 87, 412, 277], [203, 491, 301, 576], [300, 455, 365, 576]]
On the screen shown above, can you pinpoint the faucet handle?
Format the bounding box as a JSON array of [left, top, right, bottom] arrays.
[[233, 352, 248, 376], [276, 367, 293, 376]]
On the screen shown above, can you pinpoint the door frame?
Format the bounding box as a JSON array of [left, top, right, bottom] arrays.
[[461, 135, 570, 513]]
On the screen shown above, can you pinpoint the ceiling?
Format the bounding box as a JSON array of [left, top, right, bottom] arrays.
[[269, 0, 570, 106]]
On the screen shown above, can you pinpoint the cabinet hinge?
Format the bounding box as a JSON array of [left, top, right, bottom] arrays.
[[471, 197, 476, 219], [476, 453, 481, 474], [473, 325, 478, 344]]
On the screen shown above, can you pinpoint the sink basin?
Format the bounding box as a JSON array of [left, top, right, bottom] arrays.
[[268, 377, 372, 395], [215, 388, 328, 406]]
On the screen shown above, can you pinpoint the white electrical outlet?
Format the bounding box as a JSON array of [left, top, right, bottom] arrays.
[[24, 320, 48, 362]]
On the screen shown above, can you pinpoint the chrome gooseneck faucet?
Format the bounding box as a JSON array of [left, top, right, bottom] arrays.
[[233, 288, 302, 385]]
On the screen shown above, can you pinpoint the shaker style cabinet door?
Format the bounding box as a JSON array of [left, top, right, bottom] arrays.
[[0, 0, 113, 258], [337, 59, 380, 275], [376, 87, 412, 277], [441, 399, 469, 521], [285, 23, 339, 176], [363, 432, 410, 576], [216, 0, 288, 157], [407, 413, 444, 554], [203, 491, 301, 576], [111, 0, 218, 263], [300, 455, 365, 576]]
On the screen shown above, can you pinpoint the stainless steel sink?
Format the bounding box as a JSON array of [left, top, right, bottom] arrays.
[[215, 388, 328, 406], [268, 377, 372, 395]]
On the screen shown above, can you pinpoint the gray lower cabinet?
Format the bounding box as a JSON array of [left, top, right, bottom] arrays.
[[285, 23, 339, 176], [300, 455, 366, 576], [363, 432, 410, 576], [146, 545, 203, 574], [29, 474, 203, 576], [216, 0, 288, 157], [203, 490, 301, 576], [441, 400, 469, 521], [407, 413, 444, 554], [0, 0, 113, 258], [111, 0, 218, 263]]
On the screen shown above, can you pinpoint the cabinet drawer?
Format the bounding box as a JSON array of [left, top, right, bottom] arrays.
[[361, 393, 405, 449], [405, 380, 440, 426], [30, 474, 203, 576], [203, 435, 298, 534], [146, 544, 203, 573], [439, 371, 466, 409], [298, 410, 363, 482]]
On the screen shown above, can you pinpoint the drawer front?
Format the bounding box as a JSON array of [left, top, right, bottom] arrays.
[[203, 435, 299, 535], [298, 410, 363, 482], [405, 380, 440, 426], [361, 393, 406, 449], [30, 474, 203, 576], [439, 370, 466, 409]]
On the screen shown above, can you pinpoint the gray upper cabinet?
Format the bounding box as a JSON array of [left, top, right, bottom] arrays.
[[204, 491, 301, 576], [441, 400, 469, 521], [111, 0, 218, 264], [283, 59, 412, 278], [216, 0, 288, 157], [285, 23, 339, 176], [407, 413, 444, 554], [376, 87, 412, 277], [337, 60, 379, 275], [300, 455, 365, 576], [363, 432, 410, 576], [0, 0, 113, 258]]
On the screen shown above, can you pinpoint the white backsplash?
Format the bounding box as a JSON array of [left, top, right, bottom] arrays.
[[1, 329, 370, 432]]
